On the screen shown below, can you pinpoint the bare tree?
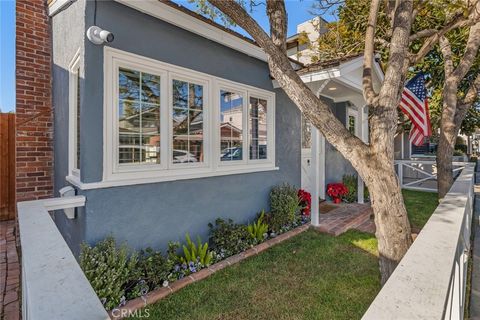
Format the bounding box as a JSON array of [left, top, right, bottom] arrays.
[[203, 0, 474, 283]]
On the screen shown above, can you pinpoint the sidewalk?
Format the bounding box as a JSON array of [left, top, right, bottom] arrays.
[[0, 220, 20, 320]]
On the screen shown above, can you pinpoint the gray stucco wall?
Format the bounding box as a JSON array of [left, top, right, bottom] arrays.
[[322, 99, 356, 185], [52, 0, 301, 252], [51, 0, 87, 255]]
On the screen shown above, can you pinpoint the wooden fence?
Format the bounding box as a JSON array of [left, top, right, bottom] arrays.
[[0, 113, 15, 221]]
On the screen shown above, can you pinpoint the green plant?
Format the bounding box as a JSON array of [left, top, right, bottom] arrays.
[[136, 247, 174, 289], [79, 237, 138, 310], [455, 144, 467, 155], [247, 211, 269, 243], [269, 183, 300, 231], [342, 174, 357, 203], [180, 233, 213, 267], [208, 218, 250, 257]]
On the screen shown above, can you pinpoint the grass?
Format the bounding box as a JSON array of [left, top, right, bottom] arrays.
[[402, 189, 439, 229], [135, 230, 380, 320], [134, 190, 438, 320]]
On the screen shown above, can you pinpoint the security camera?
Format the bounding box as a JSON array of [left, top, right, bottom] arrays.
[[87, 26, 114, 45], [374, 52, 381, 62]]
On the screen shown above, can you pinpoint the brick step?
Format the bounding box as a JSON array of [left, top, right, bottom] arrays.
[[317, 205, 373, 236]]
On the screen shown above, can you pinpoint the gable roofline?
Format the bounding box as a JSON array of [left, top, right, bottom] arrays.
[[298, 54, 384, 82]]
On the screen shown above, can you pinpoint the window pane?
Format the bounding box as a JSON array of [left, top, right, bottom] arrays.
[[249, 97, 267, 160], [172, 79, 204, 164], [141, 107, 160, 164], [119, 101, 141, 164], [173, 80, 188, 109], [75, 69, 81, 169], [348, 115, 356, 134], [189, 83, 203, 110], [118, 67, 161, 165], [119, 68, 140, 101], [141, 73, 160, 104], [220, 90, 243, 161]]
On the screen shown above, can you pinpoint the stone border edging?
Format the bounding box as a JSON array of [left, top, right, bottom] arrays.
[[109, 223, 310, 319]]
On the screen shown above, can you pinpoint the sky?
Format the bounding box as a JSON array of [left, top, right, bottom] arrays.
[[0, 0, 335, 113], [0, 0, 15, 112]]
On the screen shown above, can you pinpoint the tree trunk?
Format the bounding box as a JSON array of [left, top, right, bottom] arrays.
[[437, 79, 459, 198], [207, 0, 413, 283], [364, 162, 412, 285]]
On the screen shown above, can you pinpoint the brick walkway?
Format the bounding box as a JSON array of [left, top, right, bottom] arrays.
[[0, 220, 20, 320], [315, 202, 375, 236]]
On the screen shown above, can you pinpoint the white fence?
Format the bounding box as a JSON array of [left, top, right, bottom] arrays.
[[363, 163, 475, 320], [18, 196, 110, 320], [395, 160, 467, 192]]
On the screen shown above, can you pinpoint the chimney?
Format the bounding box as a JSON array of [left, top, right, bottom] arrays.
[[15, 0, 53, 202]]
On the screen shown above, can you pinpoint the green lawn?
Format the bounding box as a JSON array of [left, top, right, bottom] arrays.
[[402, 189, 439, 229], [136, 190, 437, 320], [136, 230, 380, 320]]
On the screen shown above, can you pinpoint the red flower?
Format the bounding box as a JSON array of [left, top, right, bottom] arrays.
[[298, 189, 312, 216], [326, 183, 349, 202]]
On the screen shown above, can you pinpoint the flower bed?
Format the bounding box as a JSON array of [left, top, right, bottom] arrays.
[[109, 223, 310, 319], [79, 183, 311, 317]]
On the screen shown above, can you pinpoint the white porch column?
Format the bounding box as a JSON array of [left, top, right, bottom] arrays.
[[311, 126, 321, 227], [357, 105, 367, 204]]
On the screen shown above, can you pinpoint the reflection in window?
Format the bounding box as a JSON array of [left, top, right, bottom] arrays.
[[172, 79, 204, 163], [348, 115, 356, 134], [249, 97, 267, 160], [301, 114, 311, 149], [118, 68, 160, 164], [220, 90, 243, 161]]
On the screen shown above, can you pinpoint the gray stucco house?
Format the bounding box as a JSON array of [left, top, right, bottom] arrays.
[[48, 0, 383, 255]]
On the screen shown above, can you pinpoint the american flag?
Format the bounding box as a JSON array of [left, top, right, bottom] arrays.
[[399, 73, 431, 146]]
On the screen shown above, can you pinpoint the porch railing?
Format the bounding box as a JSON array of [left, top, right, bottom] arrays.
[[363, 162, 475, 320], [18, 196, 110, 320], [395, 159, 467, 192]]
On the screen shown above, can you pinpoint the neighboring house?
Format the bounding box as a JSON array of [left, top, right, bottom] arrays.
[[22, 0, 383, 254]]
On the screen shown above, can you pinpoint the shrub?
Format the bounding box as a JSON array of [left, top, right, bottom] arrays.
[[455, 144, 467, 155], [208, 218, 250, 257], [79, 237, 138, 310], [269, 183, 300, 231], [180, 233, 213, 267], [136, 247, 174, 290], [247, 211, 269, 244], [342, 174, 357, 203]]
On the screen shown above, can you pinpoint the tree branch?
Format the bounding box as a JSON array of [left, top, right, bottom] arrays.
[[362, 0, 380, 105], [207, 0, 369, 163], [439, 36, 454, 77], [410, 1, 480, 65], [266, 0, 287, 53], [460, 72, 480, 107]]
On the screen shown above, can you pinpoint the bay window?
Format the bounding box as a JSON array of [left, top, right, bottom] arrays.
[[103, 48, 275, 183]]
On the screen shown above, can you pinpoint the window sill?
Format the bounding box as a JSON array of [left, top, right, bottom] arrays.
[[66, 165, 279, 190]]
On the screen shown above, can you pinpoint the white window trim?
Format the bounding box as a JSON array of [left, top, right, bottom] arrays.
[[103, 47, 276, 184], [68, 48, 81, 178]]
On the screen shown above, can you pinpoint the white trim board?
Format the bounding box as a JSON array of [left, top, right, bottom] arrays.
[[67, 166, 279, 190], [114, 0, 267, 61]]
